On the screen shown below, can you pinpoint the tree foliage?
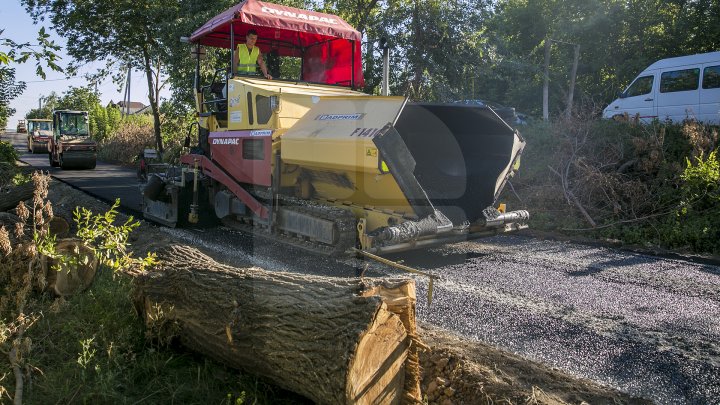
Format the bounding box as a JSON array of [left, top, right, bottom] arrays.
[[0, 27, 61, 128], [22, 0, 182, 152], [485, 0, 720, 115], [20, 0, 720, 130]]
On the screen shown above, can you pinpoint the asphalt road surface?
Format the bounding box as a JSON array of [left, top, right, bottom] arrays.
[[4, 131, 719, 404], [4, 131, 143, 213]]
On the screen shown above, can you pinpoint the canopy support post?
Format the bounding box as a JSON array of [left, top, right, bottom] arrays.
[[351, 40, 355, 89], [230, 23, 235, 75]]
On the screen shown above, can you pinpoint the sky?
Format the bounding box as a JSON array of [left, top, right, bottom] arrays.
[[1, 0, 171, 130]]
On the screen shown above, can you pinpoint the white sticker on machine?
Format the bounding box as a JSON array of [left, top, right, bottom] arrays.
[[230, 111, 242, 123], [250, 130, 272, 136]]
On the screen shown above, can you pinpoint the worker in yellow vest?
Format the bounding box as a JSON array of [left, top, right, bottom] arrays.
[[234, 29, 272, 79]]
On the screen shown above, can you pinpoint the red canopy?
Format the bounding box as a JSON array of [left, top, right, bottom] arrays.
[[190, 0, 364, 87]]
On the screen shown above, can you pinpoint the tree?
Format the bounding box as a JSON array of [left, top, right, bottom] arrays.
[[486, 0, 720, 117], [0, 66, 26, 129], [24, 91, 59, 120], [321, 0, 492, 100], [22, 0, 180, 153]]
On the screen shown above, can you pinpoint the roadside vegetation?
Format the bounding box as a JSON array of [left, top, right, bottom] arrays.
[[507, 116, 720, 255], [22, 87, 192, 165], [0, 150, 303, 404]]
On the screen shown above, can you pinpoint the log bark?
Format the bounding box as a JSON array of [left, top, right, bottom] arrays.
[[132, 245, 422, 405], [0, 182, 34, 212]]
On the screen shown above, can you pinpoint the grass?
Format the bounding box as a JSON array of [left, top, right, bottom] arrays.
[[2, 261, 309, 405]]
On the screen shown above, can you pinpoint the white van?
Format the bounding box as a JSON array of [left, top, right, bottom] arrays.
[[603, 51, 720, 124]]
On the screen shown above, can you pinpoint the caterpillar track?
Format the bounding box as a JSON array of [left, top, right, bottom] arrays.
[[222, 194, 358, 257]]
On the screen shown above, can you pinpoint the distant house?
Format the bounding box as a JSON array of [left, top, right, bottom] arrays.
[[109, 100, 148, 115]]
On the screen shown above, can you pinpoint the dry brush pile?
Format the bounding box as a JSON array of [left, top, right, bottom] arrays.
[[1, 173, 67, 403], [96, 119, 155, 164], [509, 116, 720, 253]]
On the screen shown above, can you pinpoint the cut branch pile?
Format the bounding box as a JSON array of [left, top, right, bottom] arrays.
[[132, 245, 423, 404]]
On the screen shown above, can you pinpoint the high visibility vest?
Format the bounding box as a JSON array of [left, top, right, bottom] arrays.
[[237, 44, 259, 73]]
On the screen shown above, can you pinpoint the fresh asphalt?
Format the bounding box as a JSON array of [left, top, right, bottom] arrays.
[[4, 131, 143, 214], [4, 131, 719, 404]]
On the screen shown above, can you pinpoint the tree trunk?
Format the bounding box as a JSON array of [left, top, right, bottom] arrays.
[[0, 182, 34, 212], [132, 245, 422, 405], [142, 47, 164, 154]]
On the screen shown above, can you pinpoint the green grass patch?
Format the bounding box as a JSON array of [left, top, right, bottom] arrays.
[[2, 269, 309, 404]]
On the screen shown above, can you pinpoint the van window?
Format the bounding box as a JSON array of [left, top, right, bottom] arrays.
[[660, 68, 699, 93], [626, 75, 654, 97], [702, 65, 720, 89]]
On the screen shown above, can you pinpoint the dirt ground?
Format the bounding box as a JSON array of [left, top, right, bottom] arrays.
[[42, 179, 653, 405]]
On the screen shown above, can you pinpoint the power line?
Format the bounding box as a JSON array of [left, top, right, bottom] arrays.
[[21, 77, 84, 83]]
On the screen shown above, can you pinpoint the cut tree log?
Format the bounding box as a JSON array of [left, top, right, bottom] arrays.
[[0, 182, 34, 212], [42, 238, 98, 296], [132, 245, 423, 405]]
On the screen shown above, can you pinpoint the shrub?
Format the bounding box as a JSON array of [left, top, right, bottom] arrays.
[[0, 140, 20, 186], [97, 120, 154, 164], [90, 104, 122, 143], [0, 140, 18, 163], [662, 150, 720, 253], [159, 102, 195, 162]]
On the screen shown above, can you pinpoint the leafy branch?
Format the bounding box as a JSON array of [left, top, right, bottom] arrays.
[[0, 27, 63, 79], [73, 199, 156, 272]]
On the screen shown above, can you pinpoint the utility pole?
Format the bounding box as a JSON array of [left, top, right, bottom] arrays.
[[122, 67, 132, 117], [126, 69, 131, 116]]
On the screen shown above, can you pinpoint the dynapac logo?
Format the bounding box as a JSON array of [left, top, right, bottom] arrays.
[[212, 138, 239, 145], [260, 6, 338, 25]]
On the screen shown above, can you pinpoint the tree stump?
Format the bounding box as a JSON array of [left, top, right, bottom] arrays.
[[42, 238, 98, 296], [133, 245, 423, 405]]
